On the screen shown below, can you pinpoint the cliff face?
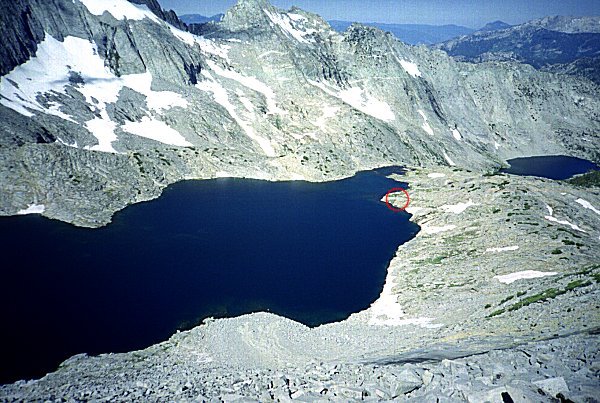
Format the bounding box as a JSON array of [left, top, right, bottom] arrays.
[[0, 0, 599, 227]]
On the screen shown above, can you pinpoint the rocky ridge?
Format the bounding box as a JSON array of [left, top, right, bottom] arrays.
[[1, 0, 599, 227], [435, 16, 600, 84]]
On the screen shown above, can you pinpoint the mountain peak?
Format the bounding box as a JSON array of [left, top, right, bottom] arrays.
[[235, 0, 271, 9], [477, 20, 511, 32], [219, 0, 275, 31]]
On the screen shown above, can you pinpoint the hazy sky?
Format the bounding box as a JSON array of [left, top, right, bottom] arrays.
[[159, 0, 600, 28]]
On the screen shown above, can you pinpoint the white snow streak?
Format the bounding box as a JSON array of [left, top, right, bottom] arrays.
[[77, 0, 160, 22], [417, 110, 434, 135], [196, 71, 275, 157], [427, 173, 446, 178], [307, 80, 395, 122], [167, 26, 231, 62], [17, 204, 45, 215], [399, 60, 422, 78], [443, 151, 456, 166], [122, 116, 192, 147], [576, 198, 600, 215], [422, 224, 457, 234], [452, 128, 462, 141], [486, 245, 519, 253], [544, 203, 586, 232], [495, 270, 557, 284], [440, 199, 477, 214], [545, 215, 586, 232], [207, 60, 284, 115]]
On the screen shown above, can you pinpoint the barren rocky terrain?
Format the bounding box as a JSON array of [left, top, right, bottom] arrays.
[[2, 167, 598, 401], [1, 0, 599, 400]]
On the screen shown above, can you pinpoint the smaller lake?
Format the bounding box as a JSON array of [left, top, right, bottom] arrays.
[[500, 155, 599, 180], [0, 166, 418, 384]]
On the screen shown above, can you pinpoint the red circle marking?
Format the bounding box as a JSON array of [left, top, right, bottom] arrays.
[[385, 188, 410, 212]]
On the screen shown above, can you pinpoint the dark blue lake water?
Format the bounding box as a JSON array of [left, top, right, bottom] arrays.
[[501, 155, 599, 179], [0, 167, 418, 383]]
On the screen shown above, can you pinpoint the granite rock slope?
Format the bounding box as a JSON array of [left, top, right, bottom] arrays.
[[1, 0, 599, 226]]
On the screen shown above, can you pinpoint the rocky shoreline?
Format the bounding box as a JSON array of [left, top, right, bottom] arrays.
[[2, 167, 598, 401]]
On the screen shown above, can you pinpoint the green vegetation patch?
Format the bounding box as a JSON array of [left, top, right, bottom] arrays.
[[568, 170, 600, 187], [487, 277, 594, 318]]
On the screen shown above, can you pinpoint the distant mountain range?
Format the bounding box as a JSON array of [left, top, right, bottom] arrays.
[[179, 15, 511, 45], [328, 21, 477, 45], [179, 13, 224, 24], [435, 16, 600, 84]]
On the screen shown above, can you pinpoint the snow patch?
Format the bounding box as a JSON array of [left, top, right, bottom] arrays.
[[544, 204, 586, 232], [368, 266, 441, 327], [122, 116, 192, 147], [495, 270, 557, 284], [265, 10, 314, 43], [417, 110, 434, 135], [196, 71, 275, 157], [494, 141, 501, 150], [422, 224, 457, 234], [121, 72, 187, 112], [440, 200, 477, 214], [545, 215, 586, 232], [486, 245, 519, 253], [83, 111, 118, 153], [427, 173, 446, 178], [399, 60, 422, 78], [443, 151, 456, 166], [307, 80, 394, 122], [340, 87, 395, 122], [0, 34, 189, 152], [287, 13, 306, 21], [207, 60, 285, 115], [77, 0, 160, 22], [452, 128, 462, 141], [17, 204, 45, 215], [575, 198, 600, 215], [167, 26, 231, 62]]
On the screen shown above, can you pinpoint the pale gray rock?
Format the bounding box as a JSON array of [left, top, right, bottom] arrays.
[[532, 377, 569, 398]]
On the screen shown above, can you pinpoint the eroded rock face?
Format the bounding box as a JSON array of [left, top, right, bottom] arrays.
[[1, 0, 599, 227]]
